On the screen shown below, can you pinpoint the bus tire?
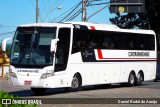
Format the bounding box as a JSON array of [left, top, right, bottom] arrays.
[[153, 78, 157, 82], [31, 88, 47, 94], [135, 72, 143, 86], [128, 72, 136, 87], [67, 74, 82, 92]]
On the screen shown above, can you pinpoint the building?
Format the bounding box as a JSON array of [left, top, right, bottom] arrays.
[[0, 47, 10, 78]]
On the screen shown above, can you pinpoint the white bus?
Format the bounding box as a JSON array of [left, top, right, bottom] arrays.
[[2, 22, 157, 94]]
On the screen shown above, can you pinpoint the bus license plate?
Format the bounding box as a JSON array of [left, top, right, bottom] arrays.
[[24, 80, 32, 85]]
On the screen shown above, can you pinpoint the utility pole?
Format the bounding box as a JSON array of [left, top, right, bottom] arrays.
[[82, 0, 87, 22], [36, 0, 38, 23]]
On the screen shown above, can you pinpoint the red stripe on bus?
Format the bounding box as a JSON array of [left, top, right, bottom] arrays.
[[97, 49, 156, 60], [97, 49, 103, 59], [90, 26, 96, 30]]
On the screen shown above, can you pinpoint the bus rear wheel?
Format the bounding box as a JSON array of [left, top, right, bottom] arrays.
[[135, 72, 143, 86], [153, 78, 157, 82], [128, 72, 136, 87], [31, 88, 47, 94]]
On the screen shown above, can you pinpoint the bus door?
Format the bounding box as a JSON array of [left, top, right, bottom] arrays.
[[55, 28, 71, 72]]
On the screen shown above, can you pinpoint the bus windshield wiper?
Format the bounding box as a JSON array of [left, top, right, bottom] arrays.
[[28, 30, 39, 65]]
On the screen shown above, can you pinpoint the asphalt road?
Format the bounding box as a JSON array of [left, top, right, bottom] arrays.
[[2, 80, 160, 98], [1, 78, 160, 106]]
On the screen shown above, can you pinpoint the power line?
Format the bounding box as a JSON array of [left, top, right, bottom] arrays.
[[87, 4, 110, 21], [37, 0, 65, 22], [59, 2, 82, 22], [0, 31, 15, 36], [41, 0, 46, 14], [41, 7, 57, 22], [64, 0, 91, 22], [87, 2, 110, 6], [0, 26, 17, 27], [66, 9, 82, 21], [50, 1, 82, 22], [30, 0, 35, 9], [65, 0, 90, 22], [53, 0, 91, 22], [40, 0, 64, 22], [86, 0, 124, 21], [39, 0, 63, 15]]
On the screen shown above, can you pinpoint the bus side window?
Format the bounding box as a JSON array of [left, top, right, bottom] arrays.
[[72, 29, 88, 53], [139, 36, 144, 50], [140, 43, 144, 49], [77, 37, 85, 48], [103, 38, 109, 48], [109, 41, 114, 49], [103, 41, 109, 48], [88, 37, 96, 49], [129, 41, 134, 49], [102, 36, 114, 49]]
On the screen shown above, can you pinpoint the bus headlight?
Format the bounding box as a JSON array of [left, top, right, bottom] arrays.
[[40, 73, 52, 79]]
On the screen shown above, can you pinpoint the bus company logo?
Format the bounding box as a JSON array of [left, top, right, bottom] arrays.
[[2, 99, 11, 104], [82, 51, 94, 57], [17, 69, 39, 73], [128, 52, 150, 57]]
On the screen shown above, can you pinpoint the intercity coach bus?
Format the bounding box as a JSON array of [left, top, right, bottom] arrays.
[[2, 22, 157, 94]]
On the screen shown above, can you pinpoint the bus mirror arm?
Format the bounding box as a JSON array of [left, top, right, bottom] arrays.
[[1, 38, 13, 52], [50, 39, 59, 53]]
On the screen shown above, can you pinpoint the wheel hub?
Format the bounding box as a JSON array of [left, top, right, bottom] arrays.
[[72, 77, 79, 88]]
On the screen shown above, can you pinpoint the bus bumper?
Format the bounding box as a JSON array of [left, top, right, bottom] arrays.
[[10, 76, 54, 88], [10, 75, 69, 88]]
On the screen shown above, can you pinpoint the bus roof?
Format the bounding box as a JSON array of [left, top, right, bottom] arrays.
[[67, 21, 155, 35], [18, 22, 155, 35], [18, 23, 72, 28]]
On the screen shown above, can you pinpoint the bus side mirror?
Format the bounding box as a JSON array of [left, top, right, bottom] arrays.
[[50, 39, 59, 52], [1, 38, 13, 51]]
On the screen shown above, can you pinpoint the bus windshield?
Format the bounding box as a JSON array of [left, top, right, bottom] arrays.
[[11, 27, 57, 68]]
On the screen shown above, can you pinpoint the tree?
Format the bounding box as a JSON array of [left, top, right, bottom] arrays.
[[110, 0, 160, 30], [110, 0, 160, 49], [6, 45, 11, 57], [110, 13, 148, 29]]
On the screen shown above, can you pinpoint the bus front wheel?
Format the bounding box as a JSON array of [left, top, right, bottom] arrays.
[[66, 74, 82, 92]]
